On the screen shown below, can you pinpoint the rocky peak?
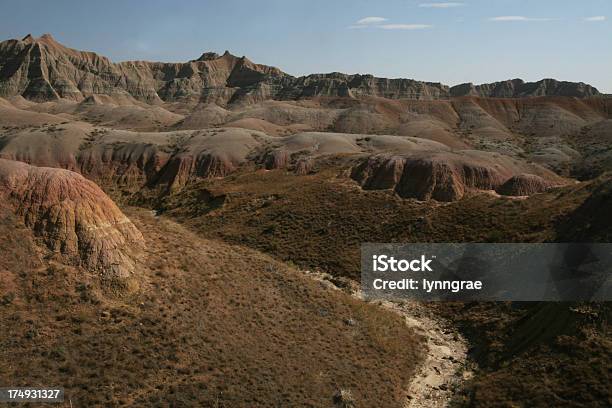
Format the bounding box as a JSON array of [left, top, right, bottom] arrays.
[[17, 33, 60, 47], [198, 50, 238, 61], [21, 34, 35, 43], [197, 51, 221, 61], [38, 33, 56, 42]]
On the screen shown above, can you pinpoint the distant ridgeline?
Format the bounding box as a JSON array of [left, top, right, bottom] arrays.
[[0, 34, 602, 104]]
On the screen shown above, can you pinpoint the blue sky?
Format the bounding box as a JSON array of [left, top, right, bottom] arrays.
[[1, 0, 611, 91]]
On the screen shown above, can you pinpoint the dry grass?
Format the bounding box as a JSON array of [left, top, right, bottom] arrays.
[[0, 205, 424, 407], [1, 154, 610, 407], [155, 163, 600, 280], [441, 302, 611, 408], [152, 165, 612, 408]]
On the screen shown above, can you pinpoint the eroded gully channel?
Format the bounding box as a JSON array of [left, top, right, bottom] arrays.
[[305, 270, 474, 408]]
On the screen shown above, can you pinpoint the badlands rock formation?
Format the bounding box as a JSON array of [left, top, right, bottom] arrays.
[[288, 73, 449, 100], [0, 34, 610, 201], [0, 111, 581, 201], [1, 34, 601, 105], [496, 173, 557, 196], [0, 34, 448, 104], [451, 79, 601, 98], [0, 158, 144, 286], [351, 151, 564, 201]]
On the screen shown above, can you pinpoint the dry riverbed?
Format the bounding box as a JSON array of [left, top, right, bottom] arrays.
[[305, 270, 473, 408]]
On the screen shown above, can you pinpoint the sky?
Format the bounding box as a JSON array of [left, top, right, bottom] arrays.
[[1, 0, 611, 92]]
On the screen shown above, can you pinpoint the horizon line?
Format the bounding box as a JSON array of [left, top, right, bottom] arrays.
[[3, 32, 610, 93]]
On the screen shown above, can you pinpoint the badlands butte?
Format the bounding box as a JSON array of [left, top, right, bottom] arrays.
[[0, 33, 610, 407]]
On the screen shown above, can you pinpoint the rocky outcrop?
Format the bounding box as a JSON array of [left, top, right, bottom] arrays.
[[77, 141, 168, 190], [286, 73, 449, 100], [0, 34, 289, 104], [258, 132, 447, 175], [451, 79, 600, 99], [351, 155, 407, 190], [0, 34, 450, 104], [496, 174, 556, 196], [151, 152, 238, 191], [264, 150, 290, 170], [1, 35, 601, 104], [145, 128, 269, 191], [352, 151, 562, 202], [0, 158, 144, 288], [294, 157, 315, 175]]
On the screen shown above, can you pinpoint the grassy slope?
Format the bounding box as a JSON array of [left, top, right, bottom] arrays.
[[156, 165, 596, 279], [154, 165, 611, 408], [0, 206, 423, 407]]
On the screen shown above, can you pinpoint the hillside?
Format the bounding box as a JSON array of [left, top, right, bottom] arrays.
[[154, 164, 612, 408], [0, 32, 610, 408], [0, 161, 425, 407]]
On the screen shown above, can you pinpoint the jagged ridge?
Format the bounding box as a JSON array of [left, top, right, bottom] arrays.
[[4, 34, 599, 104], [450, 78, 600, 98], [0, 34, 449, 104]]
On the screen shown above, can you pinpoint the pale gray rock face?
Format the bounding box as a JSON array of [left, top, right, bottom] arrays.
[[450, 79, 600, 98], [0, 34, 447, 103], [1, 35, 601, 104], [285, 73, 450, 100], [0, 34, 290, 104]]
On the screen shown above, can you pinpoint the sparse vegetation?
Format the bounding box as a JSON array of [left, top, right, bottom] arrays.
[[153, 165, 612, 408], [0, 35, 610, 406], [0, 206, 424, 407]]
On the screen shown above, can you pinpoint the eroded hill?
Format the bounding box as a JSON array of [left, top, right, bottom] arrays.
[[0, 158, 143, 289]]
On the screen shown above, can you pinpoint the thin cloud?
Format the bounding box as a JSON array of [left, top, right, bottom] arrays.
[[348, 17, 432, 31], [419, 2, 465, 8], [489, 16, 555, 22], [584, 16, 606, 22], [356, 16, 388, 25], [378, 24, 433, 30]]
